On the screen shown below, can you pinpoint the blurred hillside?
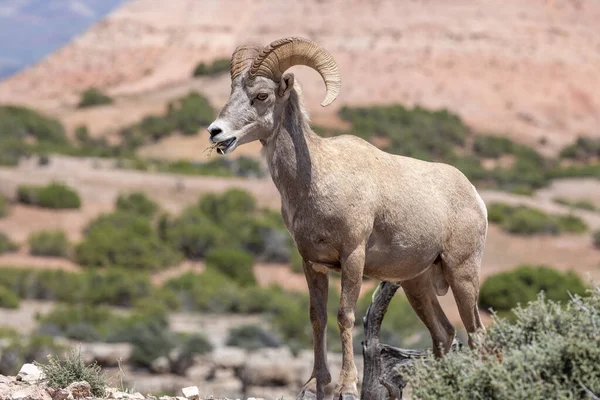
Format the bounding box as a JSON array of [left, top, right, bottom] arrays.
[[0, 0, 599, 152]]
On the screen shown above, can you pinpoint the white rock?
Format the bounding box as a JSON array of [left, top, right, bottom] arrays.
[[181, 387, 199, 400], [12, 390, 29, 400], [130, 393, 145, 400], [16, 363, 45, 384]]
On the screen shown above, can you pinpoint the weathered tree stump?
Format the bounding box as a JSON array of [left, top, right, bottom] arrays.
[[361, 282, 428, 400]]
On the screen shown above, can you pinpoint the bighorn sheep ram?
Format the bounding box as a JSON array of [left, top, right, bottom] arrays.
[[208, 37, 488, 400]]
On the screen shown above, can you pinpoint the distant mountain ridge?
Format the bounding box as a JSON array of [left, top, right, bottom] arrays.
[[0, 0, 125, 79], [0, 0, 599, 152]]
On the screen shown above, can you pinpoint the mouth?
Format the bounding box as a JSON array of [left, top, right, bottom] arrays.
[[214, 137, 236, 155]]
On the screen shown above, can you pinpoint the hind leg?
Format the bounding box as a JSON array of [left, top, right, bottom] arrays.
[[442, 254, 485, 348], [401, 269, 456, 357]]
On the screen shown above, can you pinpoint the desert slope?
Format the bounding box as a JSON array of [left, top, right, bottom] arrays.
[[0, 0, 599, 152]]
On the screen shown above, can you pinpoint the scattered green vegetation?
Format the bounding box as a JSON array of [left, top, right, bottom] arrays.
[[17, 182, 81, 209], [36, 349, 106, 396], [0, 286, 20, 309], [165, 189, 292, 262], [487, 203, 588, 235], [77, 88, 113, 108], [479, 265, 587, 318], [593, 231, 600, 249], [559, 136, 600, 162], [404, 287, 600, 399], [115, 192, 158, 217], [553, 197, 597, 212], [0, 105, 68, 165], [0, 268, 166, 308], [75, 211, 180, 270], [0, 195, 8, 218], [335, 105, 598, 194], [192, 59, 230, 77], [0, 232, 18, 254], [227, 324, 281, 350], [205, 247, 256, 286], [120, 92, 214, 147], [28, 230, 69, 257], [0, 329, 64, 375]]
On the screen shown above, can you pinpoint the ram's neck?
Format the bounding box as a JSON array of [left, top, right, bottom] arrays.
[[264, 89, 319, 208]]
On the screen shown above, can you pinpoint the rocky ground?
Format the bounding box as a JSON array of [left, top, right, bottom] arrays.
[[0, 363, 265, 400], [0, 346, 364, 400]]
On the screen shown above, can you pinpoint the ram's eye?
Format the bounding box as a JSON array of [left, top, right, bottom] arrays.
[[256, 93, 268, 101]]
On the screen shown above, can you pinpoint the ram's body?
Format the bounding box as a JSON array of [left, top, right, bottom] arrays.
[[208, 37, 488, 400]]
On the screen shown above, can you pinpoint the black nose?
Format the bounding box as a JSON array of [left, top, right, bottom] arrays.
[[208, 126, 222, 137]]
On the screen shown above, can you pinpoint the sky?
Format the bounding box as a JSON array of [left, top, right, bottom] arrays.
[[0, 0, 125, 79]]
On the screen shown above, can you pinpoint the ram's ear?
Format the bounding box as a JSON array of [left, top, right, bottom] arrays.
[[277, 72, 295, 97]]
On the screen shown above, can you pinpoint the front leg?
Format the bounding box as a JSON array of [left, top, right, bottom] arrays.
[[334, 246, 365, 400], [298, 259, 331, 400]]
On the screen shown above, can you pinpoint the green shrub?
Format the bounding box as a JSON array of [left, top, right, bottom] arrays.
[[205, 247, 256, 286], [404, 288, 600, 399], [0, 233, 18, 254], [37, 304, 123, 341], [77, 88, 113, 108], [487, 203, 588, 235], [17, 182, 81, 209], [553, 197, 597, 211], [226, 325, 281, 350], [168, 91, 215, 135], [165, 207, 226, 259], [559, 135, 600, 161], [0, 333, 64, 376], [192, 59, 230, 77], [75, 212, 180, 270], [128, 316, 175, 369], [0, 286, 19, 309], [28, 231, 69, 257], [0, 268, 157, 307], [199, 188, 257, 221], [115, 192, 158, 217], [479, 265, 587, 317], [36, 349, 106, 397], [0, 195, 8, 218], [472, 135, 516, 158], [165, 270, 242, 313], [170, 333, 213, 375], [593, 231, 600, 249]]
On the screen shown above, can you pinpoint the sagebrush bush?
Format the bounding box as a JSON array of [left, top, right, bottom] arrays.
[[403, 288, 600, 400], [192, 59, 230, 77], [115, 192, 158, 217], [78, 88, 113, 108], [479, 265, 587, 317], [75, 212, 180, 270], [205, 247, 256, 286], [0, 232, 17, 254], [28, 230, 69, 257], [17, 182, 81, 209], [0, 286, 19, 309], [487, 203, 588, 235], [0, 267, 158, 307], [0, 332, 64, 375], [227, 324, 281, 350], [36, 349, 106, 396], [0, 195, 8, 218], [165, 207, 226, 259]]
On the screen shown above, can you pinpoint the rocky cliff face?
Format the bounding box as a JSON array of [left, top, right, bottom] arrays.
[[0, 0, 599, 151]]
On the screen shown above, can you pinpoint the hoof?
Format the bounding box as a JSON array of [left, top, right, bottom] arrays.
[[297, 390, 318, 400]]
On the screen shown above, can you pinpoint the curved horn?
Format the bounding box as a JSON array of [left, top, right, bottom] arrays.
[[249, 37, 341, 107], [231, 45, 260, 81]]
